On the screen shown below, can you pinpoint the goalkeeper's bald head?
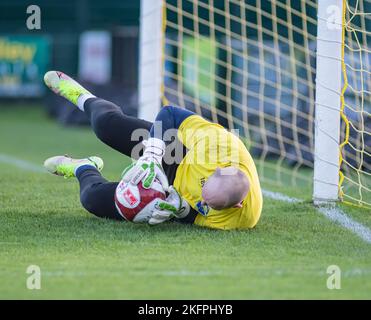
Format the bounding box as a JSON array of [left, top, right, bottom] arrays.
[[201, 167, 250, 210]]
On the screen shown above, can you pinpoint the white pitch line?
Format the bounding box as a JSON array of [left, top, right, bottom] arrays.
[[263, 188, 371, 244], [317, 206, 371, 244], [262, 189, 301, 203], [0, 153, 45, 173], [1, 153, 370, 244]]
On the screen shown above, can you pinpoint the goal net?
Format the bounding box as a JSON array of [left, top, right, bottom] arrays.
[[340, 0, 371, 208], [139, 0, 370, 208], [163, 0, 317, 190]]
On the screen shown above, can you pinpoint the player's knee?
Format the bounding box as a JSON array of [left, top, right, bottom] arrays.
[[80, 188, 102, 216], [91, 110, 117, 143], [80, 186, 122, 221]]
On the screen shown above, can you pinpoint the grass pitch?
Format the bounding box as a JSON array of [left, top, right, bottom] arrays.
[[0, 105, 370, 299]]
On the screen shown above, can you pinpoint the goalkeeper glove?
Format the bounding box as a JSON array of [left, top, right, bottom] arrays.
[[122, 137, 169, 191], [149, 186, 190, 225]]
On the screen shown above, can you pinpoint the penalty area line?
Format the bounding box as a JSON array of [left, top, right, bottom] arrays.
[[1, 152, 370, 244]]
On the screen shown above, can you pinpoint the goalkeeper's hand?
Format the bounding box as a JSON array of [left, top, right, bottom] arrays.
[[122, 138, 169, 191], [149, 186, 190, 225]]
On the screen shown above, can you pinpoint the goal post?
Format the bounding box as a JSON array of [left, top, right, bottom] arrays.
[[313, 0, 344, 204], [138, 0, 371, 209], [138, 0, 164, 121]]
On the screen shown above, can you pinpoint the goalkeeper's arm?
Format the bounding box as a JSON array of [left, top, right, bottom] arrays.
[[121, 106, 196, 224], [149, 105, 195, 139], [122, 106, 194, 189]]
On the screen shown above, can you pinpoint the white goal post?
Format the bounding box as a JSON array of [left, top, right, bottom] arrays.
[[313, 0, 344, 204], [138, 0, 164, 121], [138, 0, 343, 204]]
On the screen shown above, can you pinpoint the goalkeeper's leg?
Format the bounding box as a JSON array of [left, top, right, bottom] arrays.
[[76, 167, 122, 220], [43, 155, 122, 220], [44, 70, 152, 158], [44, 70, 181, 179], [83, 97, 151, 158]]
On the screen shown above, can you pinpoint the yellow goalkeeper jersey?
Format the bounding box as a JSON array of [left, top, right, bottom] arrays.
[[173, 115, 263, 230]]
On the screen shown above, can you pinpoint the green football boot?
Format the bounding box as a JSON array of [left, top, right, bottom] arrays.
[[44, 71, 93, 106], [44, 155, 104, 178]]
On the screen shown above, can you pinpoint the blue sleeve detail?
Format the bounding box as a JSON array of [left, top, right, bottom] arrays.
[[150, 106, 195, 139]]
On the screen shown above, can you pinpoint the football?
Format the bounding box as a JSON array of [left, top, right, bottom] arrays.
[[114, 178, 166, 223]]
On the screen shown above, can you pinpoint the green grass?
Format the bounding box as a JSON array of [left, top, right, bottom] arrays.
[[0, 105, 370, 299]]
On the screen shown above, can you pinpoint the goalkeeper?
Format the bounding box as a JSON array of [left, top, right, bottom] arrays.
[[43, 71, 262, 230]]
